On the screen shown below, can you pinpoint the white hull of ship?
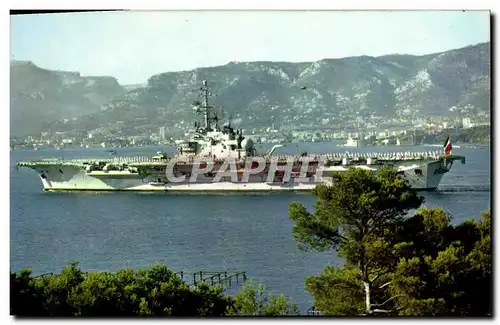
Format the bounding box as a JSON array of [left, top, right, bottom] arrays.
[[26, 160, 448, 192]]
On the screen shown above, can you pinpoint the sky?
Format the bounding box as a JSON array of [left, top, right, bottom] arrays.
[[10, 10, 490, 85]]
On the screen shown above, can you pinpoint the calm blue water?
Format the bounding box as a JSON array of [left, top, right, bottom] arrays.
[[9, 142, 490, 311]]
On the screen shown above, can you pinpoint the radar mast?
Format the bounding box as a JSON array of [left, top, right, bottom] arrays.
[[193, 80, 219, 131]]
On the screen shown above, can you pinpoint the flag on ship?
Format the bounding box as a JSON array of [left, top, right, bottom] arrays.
[[443, 136, 452, 155]]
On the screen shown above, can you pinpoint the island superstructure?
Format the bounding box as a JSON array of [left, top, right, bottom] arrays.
[[16, 81, 466, 192]]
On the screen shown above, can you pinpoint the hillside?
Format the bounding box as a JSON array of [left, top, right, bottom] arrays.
[[96, 42, 491, 130], [10, 42, 490, 136], [10, 61, 126, 136]]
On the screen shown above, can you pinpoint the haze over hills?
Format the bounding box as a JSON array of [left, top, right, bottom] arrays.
[[10, 42, 490, 137], [10, 60, 126, 137]]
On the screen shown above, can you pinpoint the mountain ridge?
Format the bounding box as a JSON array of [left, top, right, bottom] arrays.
[[10, 42, 490, 137], [10, 60, 126, 137]]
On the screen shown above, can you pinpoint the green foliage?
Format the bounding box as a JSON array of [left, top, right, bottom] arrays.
[[305, 266, 364, 316], [391, 208, 492, 316], [289, 167, 491, 316], [10, 262, 231, 317], [34, 261, 84, 316], [10, 269, 46, 316], [11, 263, 300, 317], [289, 167, 423, 314], [298, 205, 492, 316], [228, 280, 299, 316]]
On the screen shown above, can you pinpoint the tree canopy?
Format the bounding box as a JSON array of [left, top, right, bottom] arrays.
[[10, 263, 298, 317], [289, 166, 491, 316], [390, 207, 491, 316], [228, 280, 299, 316], [10, 262, 231, 317], [290, 166, 424, 315]]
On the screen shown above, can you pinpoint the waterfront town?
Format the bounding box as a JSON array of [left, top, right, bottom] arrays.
[[11, 113, 490, 150]]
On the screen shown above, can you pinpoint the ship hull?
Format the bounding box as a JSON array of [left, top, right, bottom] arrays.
[[27, 160, 448, 192]]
